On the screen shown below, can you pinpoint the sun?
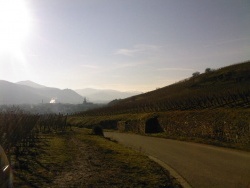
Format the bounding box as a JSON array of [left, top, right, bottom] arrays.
[[0, 0, 31, 54]]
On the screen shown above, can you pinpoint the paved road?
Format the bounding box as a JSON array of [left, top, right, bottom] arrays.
[[105, 132, 250, 188]]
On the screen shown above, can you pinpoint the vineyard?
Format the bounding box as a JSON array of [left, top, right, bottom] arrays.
[[75, 61, 250, 116], [69, 61, 250, 150], [0, 108, 180, 187], [1, 61, 250, 185], [0, 107, 69, 180], [76, 87, 250, 116]]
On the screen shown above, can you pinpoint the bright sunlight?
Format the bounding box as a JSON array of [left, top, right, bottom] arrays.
[[0, 0, 31, 54]]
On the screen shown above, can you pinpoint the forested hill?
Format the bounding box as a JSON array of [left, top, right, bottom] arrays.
[[82, 61, 250, 115]]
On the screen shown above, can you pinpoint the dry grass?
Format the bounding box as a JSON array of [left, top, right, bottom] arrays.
[[13, 128, 180, 187]]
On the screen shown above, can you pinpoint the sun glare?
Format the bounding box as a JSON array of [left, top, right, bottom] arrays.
[[0, 0, 31, 53]]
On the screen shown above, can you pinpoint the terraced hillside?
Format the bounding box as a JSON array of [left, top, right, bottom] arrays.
[[78, 61, 250, 115], [69, 61, 250, 150]]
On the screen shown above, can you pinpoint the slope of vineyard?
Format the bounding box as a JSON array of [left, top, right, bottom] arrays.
[[69, 61, 250, 150], [82, 61, 250, 115]]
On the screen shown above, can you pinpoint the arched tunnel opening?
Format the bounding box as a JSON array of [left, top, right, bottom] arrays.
[[145, 117, 163, 134]]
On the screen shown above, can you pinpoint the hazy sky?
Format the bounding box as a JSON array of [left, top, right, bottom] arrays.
[[0, 0, 250, 92]]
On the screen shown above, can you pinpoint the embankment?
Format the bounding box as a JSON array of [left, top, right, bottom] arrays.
[[68, 109, 250, 150]]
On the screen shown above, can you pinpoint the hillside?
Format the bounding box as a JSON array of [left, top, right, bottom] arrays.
[[70, 61, 250, 150], [16, 80, 46, 88], [0, 80, 84, 105], [83, 61, 250, 115]]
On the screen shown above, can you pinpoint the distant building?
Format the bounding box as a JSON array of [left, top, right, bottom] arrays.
[[83, 97, 87, 104]]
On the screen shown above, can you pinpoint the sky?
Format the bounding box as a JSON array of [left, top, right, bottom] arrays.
[[0, 0, 250, 92]]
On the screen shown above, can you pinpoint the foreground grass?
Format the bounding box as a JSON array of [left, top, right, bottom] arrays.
[[73, 128, 180, 187], [13, 128, 180, 187], [13, 133, 75, 187]]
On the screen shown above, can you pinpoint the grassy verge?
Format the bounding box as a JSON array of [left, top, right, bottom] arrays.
[[68, 109, 250, 151], [73, 128, 181, 187], [147, 132, 250, 151], [13, 129, 181, 187], [13, 132, 75, 187]]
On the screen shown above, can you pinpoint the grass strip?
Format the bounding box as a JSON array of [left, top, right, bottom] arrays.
[[74, 127, 181, 187], [13, 129, 181, 187]]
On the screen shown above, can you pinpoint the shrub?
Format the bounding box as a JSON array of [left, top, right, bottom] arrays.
[[92, 125, 104, 136], [205, 68, 211, 73], [192, 71, 200, 77]]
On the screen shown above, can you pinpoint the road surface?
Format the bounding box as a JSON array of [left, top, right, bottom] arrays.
[[105, 132, 250, 188]]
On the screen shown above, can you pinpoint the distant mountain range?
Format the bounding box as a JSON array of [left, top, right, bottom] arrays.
[[17, 80, 46, 88], [93, 61, 250, 113], [0, 80, 141, 105], [0, 80, 84, 105], [75, 88, 141, 103]]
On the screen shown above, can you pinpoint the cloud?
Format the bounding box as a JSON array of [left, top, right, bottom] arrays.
[[116, 61, 149, 68], [115, 44, 161, 56], [157, 67, 195, 71], [203, 37, 250, 48], [115, 49, 137, 56], [80, 64, 100, 69]]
